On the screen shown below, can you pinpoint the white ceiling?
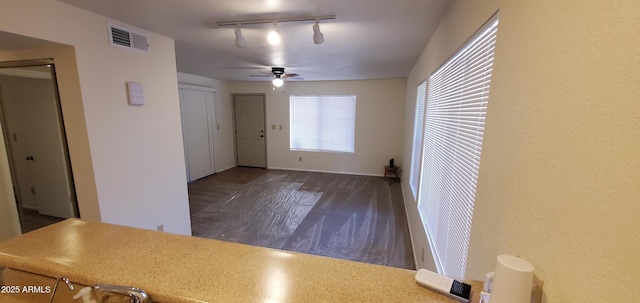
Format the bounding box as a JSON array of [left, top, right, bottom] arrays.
[[58, 0, 451, 81]]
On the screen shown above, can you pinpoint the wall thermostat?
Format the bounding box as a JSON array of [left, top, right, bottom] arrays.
[[127, 81, 144, 106]]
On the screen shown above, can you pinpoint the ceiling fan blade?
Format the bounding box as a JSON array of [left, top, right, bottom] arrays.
[[222, 66, 265, 70], [250, 74, 272, 78], [283, 73, 304, 80]]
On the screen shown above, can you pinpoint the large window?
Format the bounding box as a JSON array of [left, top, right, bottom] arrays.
[[418, 15, 498, 279], [410, 81, 427, 198], [290, 95, 356, 153]]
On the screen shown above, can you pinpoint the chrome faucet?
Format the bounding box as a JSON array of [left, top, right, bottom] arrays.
[[48, 277, 150, 303], [48, 277, 75, 303], [93, 284, 150, 303]]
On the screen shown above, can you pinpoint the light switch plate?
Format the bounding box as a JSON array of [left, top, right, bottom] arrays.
[[127, 82, 144, 106], [531, 273, 544, 303]]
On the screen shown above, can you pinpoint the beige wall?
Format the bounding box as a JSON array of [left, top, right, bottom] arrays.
[[230, 79, 406, 176], [402, 0, 640, 301], [0, 0, 191, 235], [177, 72, 235, 172]]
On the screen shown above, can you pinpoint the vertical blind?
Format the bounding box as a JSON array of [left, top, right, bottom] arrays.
[[410, 81, 427, 198], [418, 15, 499, 279], [290, 95, 356, 153]]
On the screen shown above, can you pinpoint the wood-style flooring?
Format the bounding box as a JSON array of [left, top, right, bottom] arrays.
[[188, 167, 416, 270], [21, 208, 65, 233]]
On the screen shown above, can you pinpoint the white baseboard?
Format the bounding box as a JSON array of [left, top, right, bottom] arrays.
[[215, 165, 236, 173], [400, 184, 419, 269], [267, 166, 383, 177], [21, 205, 38, 211]]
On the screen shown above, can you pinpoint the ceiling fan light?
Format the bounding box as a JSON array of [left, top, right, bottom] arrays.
[[267, 22, 281, 45], [312, 22, 324, 44], [272, 77, 284, 87], [234, 27, 247, 48]]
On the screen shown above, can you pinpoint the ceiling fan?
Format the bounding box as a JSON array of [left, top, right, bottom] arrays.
[[251, 67, 304, 87]]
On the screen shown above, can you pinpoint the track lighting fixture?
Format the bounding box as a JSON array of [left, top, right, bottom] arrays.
[[234, 26, 247, 48], [267, 22, 281, 45], [312, 21, 324, 44], [213, 15, 336, 47]]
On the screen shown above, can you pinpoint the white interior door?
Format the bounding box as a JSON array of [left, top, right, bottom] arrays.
[[0, 70, 75, 219], [29, 82, 73, 218], [179, 84, 216, 182], [234, 95, 266, 168]]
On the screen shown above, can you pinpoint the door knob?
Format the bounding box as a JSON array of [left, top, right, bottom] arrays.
[[26, 156, 34, 161]]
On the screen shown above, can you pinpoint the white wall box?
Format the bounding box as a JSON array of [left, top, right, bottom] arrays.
[[127, 82, 144, 106]]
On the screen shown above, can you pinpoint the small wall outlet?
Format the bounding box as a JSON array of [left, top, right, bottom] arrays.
[[156, 224, 164, 232], [531, 273, 544, 303], [298, 156, 302, 162], [271, 124, 276, 129], [516, 254, 544, 303], [279, 125, 283, 130]]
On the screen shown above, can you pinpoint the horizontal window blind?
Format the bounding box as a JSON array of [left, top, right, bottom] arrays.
[[410, 81, 427, 198], [290, 95, 356, 153], [418, 15, 498, 279]]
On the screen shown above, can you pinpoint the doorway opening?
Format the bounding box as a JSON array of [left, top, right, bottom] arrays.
[[0, 59, 78, 233]]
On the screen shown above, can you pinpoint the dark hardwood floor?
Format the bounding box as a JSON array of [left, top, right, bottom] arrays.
[[21, 208, 65, 233], [188, 167, 415, 270]]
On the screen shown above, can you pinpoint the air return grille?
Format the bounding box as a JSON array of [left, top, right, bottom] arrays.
[[108, 22, 150, 53]]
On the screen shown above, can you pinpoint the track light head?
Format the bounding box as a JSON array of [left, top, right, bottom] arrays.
[[267, 22, 281, 45], [234, 26, 247, 48], [312, 22, 324, 44]]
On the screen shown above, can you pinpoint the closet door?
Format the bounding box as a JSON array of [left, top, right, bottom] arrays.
[[178, 85, 216, 182]]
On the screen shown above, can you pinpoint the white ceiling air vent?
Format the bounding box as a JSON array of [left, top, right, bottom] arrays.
[[107, 22, 150, 53]]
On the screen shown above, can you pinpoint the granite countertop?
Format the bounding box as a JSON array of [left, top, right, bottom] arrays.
[[0, 219, 480, 302]]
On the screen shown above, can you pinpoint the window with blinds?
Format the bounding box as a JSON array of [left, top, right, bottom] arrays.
[[410, 81, 427, 198], [418, 15, 499, 279], [290, 95, 356, 153]]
